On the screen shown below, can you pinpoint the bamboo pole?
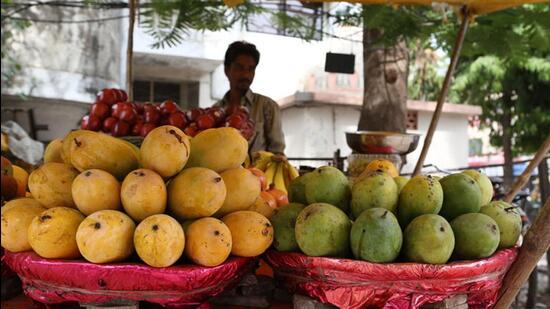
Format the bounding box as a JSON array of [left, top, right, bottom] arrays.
[[503, 135, 550, 203], [412, 6, 470, 176], [494, 198, 550, 308], [126, 0, 136, 101], [494, 136, 550, 308]]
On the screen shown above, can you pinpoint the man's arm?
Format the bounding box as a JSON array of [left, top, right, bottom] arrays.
[[265, 99, 286, 155]]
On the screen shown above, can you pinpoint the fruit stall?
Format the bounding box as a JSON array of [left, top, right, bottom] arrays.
[[2, 0, 550, 308], [2, 92, 548, 308]]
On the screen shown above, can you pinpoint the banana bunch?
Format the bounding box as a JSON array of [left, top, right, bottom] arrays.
[[251, 151, 299, 194]]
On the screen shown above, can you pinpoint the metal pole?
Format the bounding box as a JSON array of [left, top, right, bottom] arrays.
[[126, 0, 136, 101], [412, 6, 470, 176]]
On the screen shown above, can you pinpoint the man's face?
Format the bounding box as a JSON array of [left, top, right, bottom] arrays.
[[225, 54, 257, 94]]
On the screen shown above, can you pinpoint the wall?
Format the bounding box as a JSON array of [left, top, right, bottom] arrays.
[[282, 105, 472, 172], [1, 96, 89, 142], [282, 105, 360, 159], [1, 6, 128, 142], [3, 6, 127, 102], [396, 111, 470, 174]]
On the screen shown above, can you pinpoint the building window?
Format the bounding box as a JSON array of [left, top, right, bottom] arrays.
[[406, 111, 418, 130], [246, 0, 323, 41], [315, 75, 327, 89], [469, 138, 483, 156], [133, 80, 199, 109], [336, 74, 350, 87]]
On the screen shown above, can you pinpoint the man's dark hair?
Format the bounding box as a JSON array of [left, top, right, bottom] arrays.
[[224, 41, 260, 67]]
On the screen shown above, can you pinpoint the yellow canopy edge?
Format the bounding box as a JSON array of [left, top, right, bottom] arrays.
[[224, 0, 549, 15]]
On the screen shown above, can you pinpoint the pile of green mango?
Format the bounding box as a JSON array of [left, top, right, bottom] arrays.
[[272, 166, 521, 265]]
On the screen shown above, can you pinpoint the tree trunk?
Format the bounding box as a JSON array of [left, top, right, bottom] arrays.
[[502, 93, 514, 189], [358, 21, 408, 133], [539, 158, 550, 294]]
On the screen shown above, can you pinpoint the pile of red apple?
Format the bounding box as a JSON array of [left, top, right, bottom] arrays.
[[81, 88, 255, 139]]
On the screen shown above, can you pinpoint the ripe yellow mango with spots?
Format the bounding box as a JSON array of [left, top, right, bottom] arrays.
[[185, 217, 232, 267], [134, 214, 185, 268], [76, 210, 135, 264], [28, 207, 84, 259], [28, 162, 78, 208], [222, 211, 273, 257], [1, 198, 46, 252]]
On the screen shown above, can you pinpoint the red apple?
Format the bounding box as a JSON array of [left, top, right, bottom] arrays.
[[143, 108, 161, 124], [131, 122, 144, 136], [225, 113, 246, 129], [120, 90, 128, 102], [160, 100, 180, 115], [112, 120, 130, 137], [87, 115, 102, 131], [186, 108, 204, 122], [239, 119, 254, 136], [111, 102, 133, 118], [240, 127, 254, 140], [134, 102, 145, 114], [118, 108, 138, 125], [143, 103, 158, 112], [96, 88, 117, 105], [196, 114, 216, 130], [140, 123, 156, 137], [102, 117, 117, 133], [80, 115, 90, 130], [90, 102, 110, 120], [113, 89, 128, 102], [184, 123, 199, 137], [112, 89, 122, 102], [207, 107, 226, 124], [168, 112, 188, 129]]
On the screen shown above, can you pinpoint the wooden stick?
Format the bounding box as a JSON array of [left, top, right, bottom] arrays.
[[412, 7, 470, 176], [126, 0, 136, 101], [503, 135, 550, 203], [494, 197, 550, 309]]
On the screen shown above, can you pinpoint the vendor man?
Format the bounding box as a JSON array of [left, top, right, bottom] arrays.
[[215, 41, 286, 155]]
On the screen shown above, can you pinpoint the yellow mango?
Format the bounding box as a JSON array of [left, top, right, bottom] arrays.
[[44, 138, 64, 163], [134, 214, 184, 267], [168, 167, 226, 220], [185, 217, 232, 267], [140, 125, 190, 178], [222, 211, 273, 257], [76, 210, 135, 264], [1, 198, 47, 252], [214, 167, 261, 217], [72, 169, 121, 215], [68, 130, 139, 179], [187, 127, 248, 173], [27, 207, 84, 259], [121, 169, 167, 222], [28, 162, 78, 208]]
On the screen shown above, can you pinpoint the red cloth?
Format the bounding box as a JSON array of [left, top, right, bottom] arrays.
[[265, 248, 518, 309], [2, 251, 257, 307]]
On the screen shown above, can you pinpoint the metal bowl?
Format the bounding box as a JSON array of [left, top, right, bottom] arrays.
[[345, 131, 421, 155]]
